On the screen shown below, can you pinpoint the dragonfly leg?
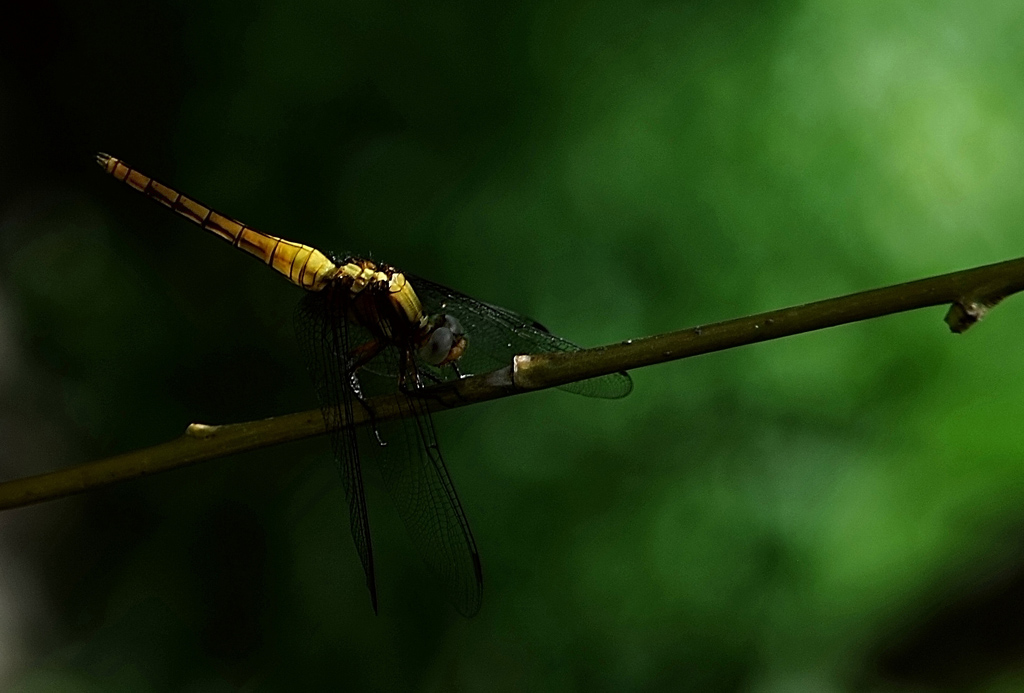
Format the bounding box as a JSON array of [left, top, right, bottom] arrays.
[[395, 350, 415, 392], [397, 349, 432, 396], [349, 372, 387, 446], [346, 369, 368, 403], [409, 361, 459, 388], [416, 369, 445, 387], [344, 339, 387, 446], [440, 361, 475, 405]]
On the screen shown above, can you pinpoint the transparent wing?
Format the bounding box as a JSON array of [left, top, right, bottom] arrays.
[[295, 288, 379, 612], [361, 373, 484, 617], [298, 288, 483, 616], [409, 274, 633, 399]]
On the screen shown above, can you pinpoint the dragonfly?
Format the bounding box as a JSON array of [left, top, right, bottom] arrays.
[[96, 153, 632, 616]]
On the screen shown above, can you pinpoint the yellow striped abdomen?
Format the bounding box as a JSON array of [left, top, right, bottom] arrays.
[[96, 153, 338, 291]]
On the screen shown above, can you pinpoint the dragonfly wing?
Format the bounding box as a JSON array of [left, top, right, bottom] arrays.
[[366, 390, 483, 617], [298, 288, 482, 615], [296, 290, 379, 613], [409, 274, 633, 399]]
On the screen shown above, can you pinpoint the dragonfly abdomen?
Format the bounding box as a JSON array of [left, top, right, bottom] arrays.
[[96, 153, 338, 291]]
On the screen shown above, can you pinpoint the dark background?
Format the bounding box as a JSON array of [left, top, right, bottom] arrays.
[[3, 1, 1024, 691]]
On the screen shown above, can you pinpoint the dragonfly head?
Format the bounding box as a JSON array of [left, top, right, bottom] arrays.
[[418, 314, 467, 366]]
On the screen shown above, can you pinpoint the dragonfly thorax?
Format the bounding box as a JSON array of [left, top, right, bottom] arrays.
[[334, 259, 398, 294], [332, 258, 467, 366]]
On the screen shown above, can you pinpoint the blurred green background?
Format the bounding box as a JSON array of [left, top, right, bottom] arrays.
[[3, 1, 1024, 691]]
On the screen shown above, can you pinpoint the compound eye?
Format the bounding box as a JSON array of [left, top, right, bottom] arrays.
[[443, 314, 464, 337], [419, 326, 454, 366]]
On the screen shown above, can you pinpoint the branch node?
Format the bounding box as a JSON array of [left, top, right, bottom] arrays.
[[186, 423, 220, 439], [944, 289, 1007, 334]]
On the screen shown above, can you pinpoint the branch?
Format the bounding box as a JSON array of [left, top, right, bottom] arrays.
[[3, 254, 1023, 512]]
